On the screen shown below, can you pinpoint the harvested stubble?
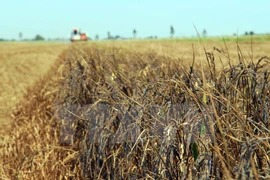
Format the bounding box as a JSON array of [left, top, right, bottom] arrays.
[[1, 42, 270, 179]]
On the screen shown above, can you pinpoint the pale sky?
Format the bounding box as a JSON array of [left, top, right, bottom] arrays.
[[1, 0, 269, 40]]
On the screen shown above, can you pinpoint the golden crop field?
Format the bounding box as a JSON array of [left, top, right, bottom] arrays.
[[0, 40, 269, 179], [0, 42, 68, 135]]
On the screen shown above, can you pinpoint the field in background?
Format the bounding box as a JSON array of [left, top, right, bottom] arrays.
[[159, 34, 270, 42], [0, 42, 68, 135], [0, 40, 269, 179]]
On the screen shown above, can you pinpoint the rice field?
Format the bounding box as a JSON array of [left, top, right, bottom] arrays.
[[0, 42, 68, 135], [0, 40, 269, 179]]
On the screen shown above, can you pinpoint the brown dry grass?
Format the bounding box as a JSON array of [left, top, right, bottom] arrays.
[[0, 40, 270, 179]]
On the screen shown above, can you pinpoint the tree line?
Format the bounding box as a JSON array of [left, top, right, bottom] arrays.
[[0, 26, 258, 42], [103, 26, 175, 40], [0, 33, 45, 41]]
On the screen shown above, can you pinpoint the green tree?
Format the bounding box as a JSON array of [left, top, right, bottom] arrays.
[[19, 32, 23, 40], [107, 31, 111, 39], [34, 34, 45, 41], [95, 34, 99, 40], [170, 25, 175, 38], [202, 29, 207, 37], [133, 29, 137, 39]]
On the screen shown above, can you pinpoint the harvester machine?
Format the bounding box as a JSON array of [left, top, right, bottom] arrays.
[[70, 28, 88, 42]]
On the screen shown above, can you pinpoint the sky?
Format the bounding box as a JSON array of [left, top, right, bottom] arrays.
[[1, 0, 270, 40]]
